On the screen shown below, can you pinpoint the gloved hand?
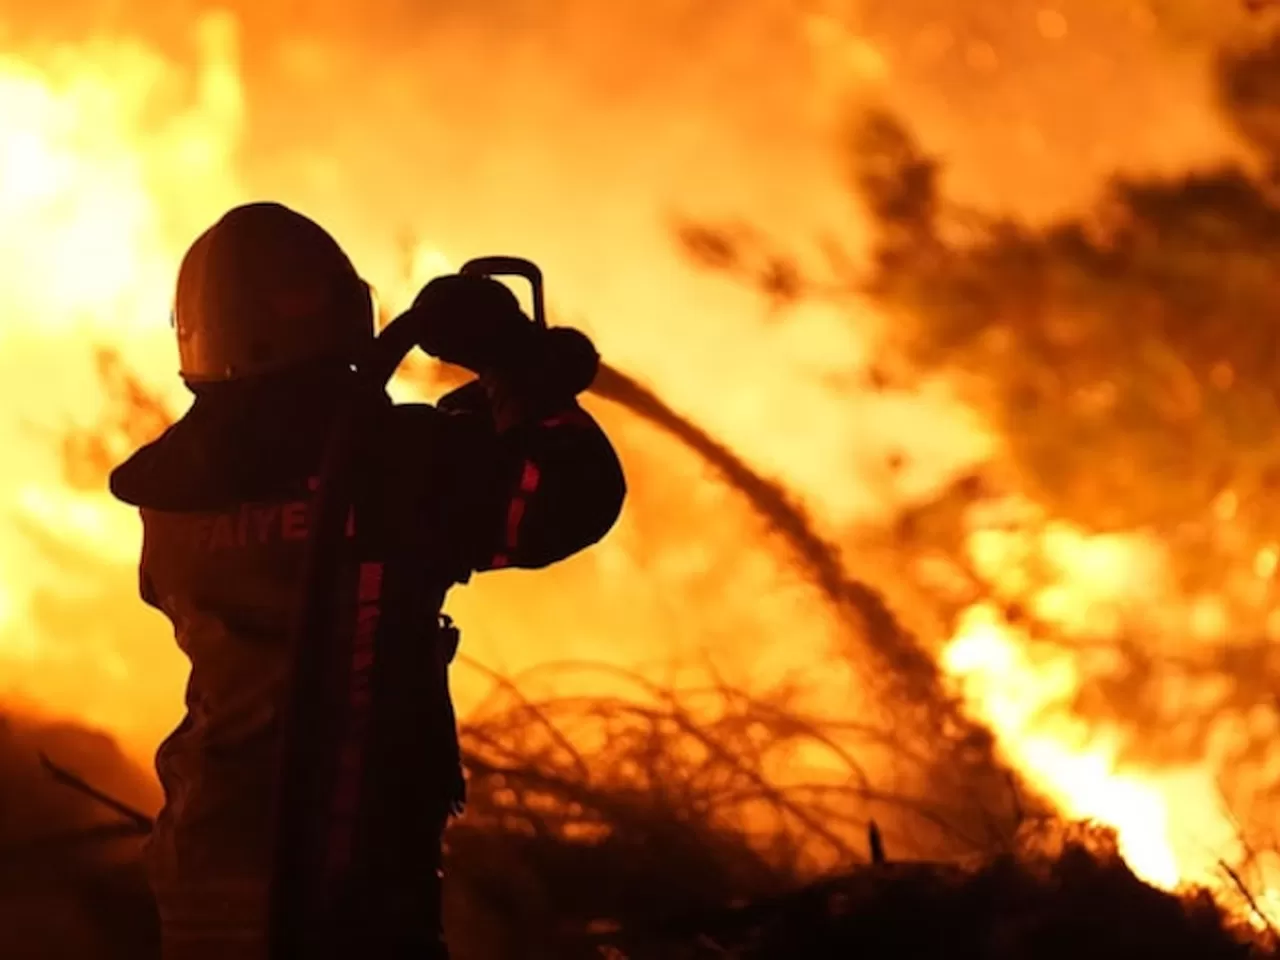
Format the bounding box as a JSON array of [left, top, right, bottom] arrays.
[[520, 326, 599, 398], [412, 274, 599, 398], [411, 274, 535, 375]]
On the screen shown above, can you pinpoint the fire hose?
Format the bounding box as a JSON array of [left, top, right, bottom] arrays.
[[268, 255, 558, 957]]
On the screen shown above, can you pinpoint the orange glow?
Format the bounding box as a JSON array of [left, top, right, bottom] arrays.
[[0, 13, 247, 748], [0, 0, 1274, 927]]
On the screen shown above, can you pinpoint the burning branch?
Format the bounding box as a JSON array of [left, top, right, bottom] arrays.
[[0, 753, 152, 867], [38, 753, 153, 834]]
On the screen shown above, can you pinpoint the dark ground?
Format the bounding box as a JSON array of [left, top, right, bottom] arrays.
[[0, 709, 1272, 960]]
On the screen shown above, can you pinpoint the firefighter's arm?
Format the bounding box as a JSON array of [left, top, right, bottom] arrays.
[[411, 273, 625, 570], [452, 396, 625, 571]]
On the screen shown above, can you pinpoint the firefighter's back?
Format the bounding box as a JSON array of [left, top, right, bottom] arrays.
[[109, 202, 626, 960], [113, 370, 352, 956]]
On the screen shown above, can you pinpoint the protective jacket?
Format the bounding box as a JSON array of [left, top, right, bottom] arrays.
[[110, 363, 625, 958]]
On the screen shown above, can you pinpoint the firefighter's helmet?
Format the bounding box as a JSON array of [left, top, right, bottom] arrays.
[[172, 202, 374, 383]]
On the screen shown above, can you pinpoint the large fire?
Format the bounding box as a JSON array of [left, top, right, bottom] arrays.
[[0, 12, 246, 744], [0, 0, 1276, 931], [943, 522, 1275, 903]]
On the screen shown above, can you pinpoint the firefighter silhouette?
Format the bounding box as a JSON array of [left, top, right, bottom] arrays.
[[110, 203, 626, 959]]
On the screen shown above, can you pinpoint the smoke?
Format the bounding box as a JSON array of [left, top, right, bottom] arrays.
[[841, 0, 1248, 219]]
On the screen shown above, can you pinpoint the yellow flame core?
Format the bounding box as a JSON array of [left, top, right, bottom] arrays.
[[0, 14, 245, 748], [0, 15, 242, 331], [943, 518, 1274, 914], [945, 605, 1181, 888]]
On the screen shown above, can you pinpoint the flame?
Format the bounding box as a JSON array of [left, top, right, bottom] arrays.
[[947, 604, 1179, 888], [0, 13, 245, 750], [0, 15, 242, 328], [942, 518, 1276, 912], [0, 0, 1275, 928]]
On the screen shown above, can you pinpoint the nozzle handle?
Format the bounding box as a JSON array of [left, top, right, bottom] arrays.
[[460, 256, 547, 328]]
